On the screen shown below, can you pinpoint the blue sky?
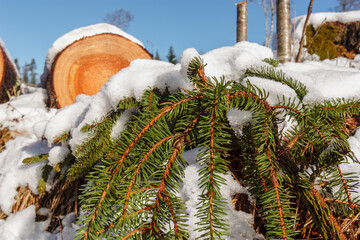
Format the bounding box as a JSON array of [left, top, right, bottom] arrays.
[[0, 0, 338, 80]]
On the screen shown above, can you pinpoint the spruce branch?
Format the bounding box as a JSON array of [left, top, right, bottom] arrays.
[[25, 56, 360, 239], [245, 66, 308, 101]]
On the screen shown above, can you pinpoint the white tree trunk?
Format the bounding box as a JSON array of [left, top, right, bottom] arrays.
[[264, 0, 276, 47], [276, 0, 291, 63], [268, 0, 276, 47], [236, 1, 248, 42]]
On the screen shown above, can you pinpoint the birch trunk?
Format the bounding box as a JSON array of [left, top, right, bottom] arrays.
[[276, 0, 291, 63], [236, 1, 248, 42]]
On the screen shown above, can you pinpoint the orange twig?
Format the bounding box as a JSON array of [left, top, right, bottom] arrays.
[[84, 96, 199, 239], [208, 106, 217, 236], [227, 91, 272, 112], [122, 135, 174, 218], [273, 104, 327, 143], [267, 147, 288, 239], [337, 164, 355, 210], [311, 188, 347, 240], [164, 195, 181, 236], [147, 89, 155, 111], [197, 66, 209, 87], [121, 227, 150, 240]]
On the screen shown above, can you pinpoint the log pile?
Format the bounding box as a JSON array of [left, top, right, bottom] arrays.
[[45, 32, 152, 108]]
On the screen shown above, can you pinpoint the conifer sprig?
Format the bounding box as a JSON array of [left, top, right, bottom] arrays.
[[245, 65, 308, 101], [23, 57, 360, 239], [74, 58, 360, 239]]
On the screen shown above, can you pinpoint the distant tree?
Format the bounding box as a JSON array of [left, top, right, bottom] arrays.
[[22, 63, 29, 83], [29, 58, 37, 85], [333, 0, 360, 11], [103, 9, 134, 30], [154, 51, 161, 60], [166, 46, 177, 64], [21, 59, 37, 84], [249, 0, 276, 47], [14, 58, 20, 73]]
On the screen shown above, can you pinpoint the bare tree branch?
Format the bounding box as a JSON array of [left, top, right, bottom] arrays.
[[295, 0, 314, 62], [332, 0, 360, 11], [103, 9, 134, 30], [249, 0, 276, 47], [267, 0, 276, 47]]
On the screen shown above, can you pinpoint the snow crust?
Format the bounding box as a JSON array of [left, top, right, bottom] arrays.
[[1, 38, 360, 239], [40, 23, 145, 87], [181, 148, 260, 239], [0, 205, 51, 240], [0, 87, 54, 214], [48, 146, 70, 167]]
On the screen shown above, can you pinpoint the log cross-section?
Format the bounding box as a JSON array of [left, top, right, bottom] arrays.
[[47, 33, 152, 108], [0, 45, 18, 104]]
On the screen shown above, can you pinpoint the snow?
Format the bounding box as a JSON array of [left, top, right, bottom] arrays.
[[227, 109, 253, 136], [0, 87, 54, 214], [110, 109, 136, 139], [0, 205, 51, 240], [0, 37, 20, 78], [40, 23, 145, 88], [181, 149, 259, 239], [48, 146, 70, 167], [280, 61, 360, 103], [1, 31, 360, 239]]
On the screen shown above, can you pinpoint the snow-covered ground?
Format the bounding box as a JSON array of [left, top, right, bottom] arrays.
[[1, 40, 360, 239], [1, 16, 360, 239]]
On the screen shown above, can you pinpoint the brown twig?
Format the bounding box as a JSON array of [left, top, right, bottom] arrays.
[[295, 0, 314, 62]]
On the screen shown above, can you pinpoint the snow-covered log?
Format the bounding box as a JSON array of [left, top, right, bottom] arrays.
[[294, 10, 360, 61], [42, 24, 152, 108], [0, 39, 19, 104]]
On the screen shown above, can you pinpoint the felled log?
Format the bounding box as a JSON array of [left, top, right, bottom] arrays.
[[44, 24, 152, 108], [0, 40, 19, 104], [306, 21, 360, 60]]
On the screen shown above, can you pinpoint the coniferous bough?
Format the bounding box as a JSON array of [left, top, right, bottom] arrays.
[[25, 57, 360, 239]]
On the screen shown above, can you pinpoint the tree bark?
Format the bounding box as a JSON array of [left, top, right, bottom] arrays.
[[45, 33, 152, 108], [0, 46, 19, 103], [236, 1, 248, 42], [276, 0, 292, 63]]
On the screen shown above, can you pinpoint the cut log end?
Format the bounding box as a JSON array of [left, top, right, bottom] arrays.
[[0, 46, 19, 104], [47, 33, 152, 108], [0, 48, 4, 85]]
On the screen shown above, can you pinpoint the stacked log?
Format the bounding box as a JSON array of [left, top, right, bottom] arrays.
[[43, 24, 152, 108], [306, 21, 360, 60], [0, 40, 19, 104]]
